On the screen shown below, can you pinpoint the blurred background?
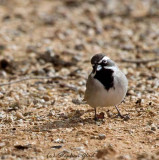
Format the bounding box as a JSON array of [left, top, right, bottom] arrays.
[[0, 0, 159, 69], [0, 0, 158, 97]]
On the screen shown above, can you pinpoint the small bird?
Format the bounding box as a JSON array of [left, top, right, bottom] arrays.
[[84, 53, 128, 120]]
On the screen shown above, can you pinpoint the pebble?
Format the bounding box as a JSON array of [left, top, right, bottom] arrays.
[[151, 124, 157, 131], [54, 138, 65, 143], [90, 135, 98, 139], [72, 55, 81, 62], [0, 142, 5, 148], [0, 92, 4, 98], [65, 128, 73, 132], [59, 150, 70, 156], [75, 138, 82, 142], [43, 95, 50, 101], [37, 86, 46, 91], [128, 90, 135, 95], [36, 103, 43, 108], [6, 115, 14, 123], [127, 68, 134, 74], [98, 134, 106, 140], [35, 148, 42, 152], [39, 99, 45, 104], [84, 140, 88, 146], [73, 146, 85, 152], [17, 119, 24, 124], [26, 45, 38, 53], [0, 44, 6, 50], [0, 111, 6, 119], [59, 68, 70, 76], [39, 156, 44, 160], [16, 111, 24, 120], [118, 154, 131, 160], [51, 145, 62, 149]]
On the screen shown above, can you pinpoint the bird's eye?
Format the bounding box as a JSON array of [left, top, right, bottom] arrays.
[[102, 60, 107, 64]]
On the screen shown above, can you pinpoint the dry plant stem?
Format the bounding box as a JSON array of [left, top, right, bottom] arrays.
[[121, 58, 159, 64], [0, 76, 64, 87]]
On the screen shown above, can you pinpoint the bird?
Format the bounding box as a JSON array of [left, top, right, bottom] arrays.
[[84, 53, 128, 121]]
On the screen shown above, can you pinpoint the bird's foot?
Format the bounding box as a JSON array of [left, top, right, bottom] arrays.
[[94, 116, 98, 121], [116, 113, 130, 121]]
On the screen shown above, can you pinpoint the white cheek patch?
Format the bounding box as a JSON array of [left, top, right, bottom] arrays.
[[104, 66, 108, 69], [97, 65, 102, 71]]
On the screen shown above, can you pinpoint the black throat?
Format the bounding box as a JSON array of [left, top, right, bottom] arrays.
[[94, 68, 114, 91]]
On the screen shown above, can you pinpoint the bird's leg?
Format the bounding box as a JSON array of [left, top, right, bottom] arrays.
[[115, 105, 124, 119], [94, 108, 98, 121]]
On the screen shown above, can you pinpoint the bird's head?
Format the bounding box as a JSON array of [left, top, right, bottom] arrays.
[[91, 53, 115, 73]]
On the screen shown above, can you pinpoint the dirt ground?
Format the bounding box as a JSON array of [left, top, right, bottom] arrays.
[[0, 0, 159, 159]]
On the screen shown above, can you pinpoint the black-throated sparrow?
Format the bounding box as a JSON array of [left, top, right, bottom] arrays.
[[84, 53, 128, 120]]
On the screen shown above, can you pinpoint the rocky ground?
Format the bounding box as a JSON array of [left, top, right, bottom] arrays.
[[0, 0, 159, 159]]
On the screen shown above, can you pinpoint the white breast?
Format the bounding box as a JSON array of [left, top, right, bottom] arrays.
[[85, 68, 128, 108]]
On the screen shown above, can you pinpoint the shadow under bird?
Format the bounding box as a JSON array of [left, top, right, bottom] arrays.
[[84, 53, 128, 121]]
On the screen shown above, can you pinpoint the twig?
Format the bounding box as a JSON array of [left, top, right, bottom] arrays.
[[0, 76, 64, 87], [121, 58, 159, 64]]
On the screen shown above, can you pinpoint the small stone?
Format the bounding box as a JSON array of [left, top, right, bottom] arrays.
[[0, 111, 5, 119], [59, 68, 70, 76], [43, 95, 50, 101], [39, 156, 44, 160], [58, 150, 70, 156], [151, 124, 157, 131], [65, 128, 73, 132], [75, 138, 82, 142], [39, 99, 45, 104], [37, 86, 46, 91], [48, 111, 55, 116], [128, 90, 135, 95], [7, 115, 14, 122], [84, 141, 88, 146], [74, 44, 85, 51], [0, 142, 5, 148], [14, 144, 31, 150], [96, 146, 116, 159], [0, 44, 6, 51], [90, 135, 98, 139], [118, 155, 131, 160], [72, 98, 84, 105], [26, 45, 38, 53], [72, 55, 81, 62], [73, 146, 85, 151], [54, 138, 65, 143], [96, 121, 101, 126], [0, 92, 4, 99], [98, 134, 106, 140], [41, 14, 56, 25], [51, 145, 62, 149], [35, 148, 43, 152], [16, 112, 24, 120]]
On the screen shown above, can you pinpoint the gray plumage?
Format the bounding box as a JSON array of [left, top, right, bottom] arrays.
[[84, 53, 128, 120]]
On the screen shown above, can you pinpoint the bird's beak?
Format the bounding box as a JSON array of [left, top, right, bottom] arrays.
[[92, 64, 97, 73]]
